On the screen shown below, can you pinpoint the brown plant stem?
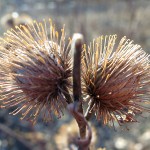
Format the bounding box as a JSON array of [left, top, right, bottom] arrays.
[[72, 33, 82, 103], [72, 33, 87, 140], [67, 103, 92, 150]]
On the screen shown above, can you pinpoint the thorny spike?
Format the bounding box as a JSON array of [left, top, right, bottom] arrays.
[[0, 19, 72, 124], [82, 35, 150, 127]]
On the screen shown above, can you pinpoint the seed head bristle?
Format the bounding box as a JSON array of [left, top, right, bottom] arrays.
[[0, 19, 72, 124], [82, 35, 150, 127]]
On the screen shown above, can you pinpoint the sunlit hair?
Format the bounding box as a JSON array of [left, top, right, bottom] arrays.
[[82, 35, 150, 127], [0, 19, 72, 124]]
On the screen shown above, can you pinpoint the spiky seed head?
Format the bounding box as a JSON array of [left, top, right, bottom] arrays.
[[0, 19, 72, 124], [82, 35, 150, 127]]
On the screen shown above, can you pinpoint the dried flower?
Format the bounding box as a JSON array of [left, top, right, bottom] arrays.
[[82, 35, 150, 126], [0, 19, 72, 124]]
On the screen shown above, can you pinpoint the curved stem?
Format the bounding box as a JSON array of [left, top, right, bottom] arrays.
[[67, 103, 92, 150]]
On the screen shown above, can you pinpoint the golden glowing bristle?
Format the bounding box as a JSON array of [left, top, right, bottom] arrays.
[[0, 19, 72, 124], [82, 35, 150, 127]]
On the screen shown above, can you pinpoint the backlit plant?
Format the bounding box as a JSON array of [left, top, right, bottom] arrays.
[[0, 19, 150, 150]]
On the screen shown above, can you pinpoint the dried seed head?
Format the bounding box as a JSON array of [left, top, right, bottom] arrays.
[[82, 35, 150, 127], [0, 19, 72, 124]]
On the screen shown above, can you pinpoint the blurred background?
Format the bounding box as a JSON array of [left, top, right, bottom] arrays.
[[0, 0, 150, 150]]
